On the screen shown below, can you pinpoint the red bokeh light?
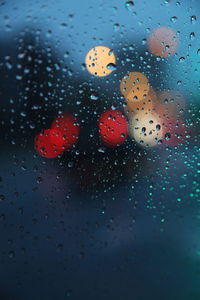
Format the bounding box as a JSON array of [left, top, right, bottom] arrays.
[[51, 113, 80, 150], [98, 109, 128, 147], [162, 118, 188, 146], [34, 129, 66, 159]]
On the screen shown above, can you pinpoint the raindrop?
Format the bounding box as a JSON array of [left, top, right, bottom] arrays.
[[142, 39, 147, 45], [125, 1, 135, 11], [179, 57, 185, 63], [165, 133, 171, 141], [68, 162, 74, 168], [98, 147, 106, 153], [106, 63, 117, 71], [113, 23, 120, 31], [156, 124, 161, 131], [170, 16, 177, 23], [0, 195, 5, 201], [90, 93, 99, 100], [8, 251, 15, 258], [191, 15, 197, 24], [190, 32, 195, 40]]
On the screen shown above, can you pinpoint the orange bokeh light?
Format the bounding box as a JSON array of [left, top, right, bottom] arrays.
[[124, 87, 158, 117], [120, 72, 149, 103]]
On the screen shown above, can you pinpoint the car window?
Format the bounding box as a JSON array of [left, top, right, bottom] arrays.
[[0, 1, 200, 299]]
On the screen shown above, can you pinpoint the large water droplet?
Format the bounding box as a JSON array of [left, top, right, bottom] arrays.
[[106, 63, 117, 71], [125, 1, 134, 11]]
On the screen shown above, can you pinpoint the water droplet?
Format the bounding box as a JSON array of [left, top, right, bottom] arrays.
[[179, 57, 185, 63], [165, 133, 171, 141], [0, 195, 5, 201], [68, 162, 73, 168], [191, 15, 197, 24], [125, 1, 134, 11], [20, 111, 27, 117], [106, 63, 117, 71], [8, 251, 15, 258], [190, 32, 195, 40], [113, 23, 120, 31], [36, 177, 42, 183], [90, 93, 99, 100], [156, 124, 161, 131], [170, 16, 177, 23], [98, 147, 106, 153], [142, 38, 147, 45]]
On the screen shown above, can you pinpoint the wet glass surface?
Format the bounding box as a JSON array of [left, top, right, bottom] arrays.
[[0, 0, 200, 299]]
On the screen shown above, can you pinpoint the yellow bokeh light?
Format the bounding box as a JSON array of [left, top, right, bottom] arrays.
[[120, 72, 150, 103], [129, 111, 164, 147], [85, 46, 116, 77], [148, 27, 179, 58]]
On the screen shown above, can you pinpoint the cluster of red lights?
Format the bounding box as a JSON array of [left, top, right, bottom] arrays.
[[35, 110, 129, 158], [35, 114, 80, 158], [35, 108, 189, 159]]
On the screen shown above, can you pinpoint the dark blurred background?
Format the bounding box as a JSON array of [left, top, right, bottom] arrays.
[[0, 0, 200, 299]]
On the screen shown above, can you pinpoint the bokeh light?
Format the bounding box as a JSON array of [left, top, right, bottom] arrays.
[[148, 27, 179, 58], [162, 118, 188, 147], [129, 111, 164, 147], [120, 72, 149, 103], [155, 90, 186, 118], [124, 87, 157, 117], [85, 46, 116, 77], [34, 129, 66, 159], [98, 109, 128, 147], [51, 113, 80, 150]]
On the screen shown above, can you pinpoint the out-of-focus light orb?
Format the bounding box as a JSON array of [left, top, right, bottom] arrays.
[[124, 87, 157, 117], [98, 109, 128, 147], [162, 118, 188, 147], [34, 129, 66, 159], [155, 90, 186, 118], [148, 27, 179, 58], [51, 113, 80, 150], [85, 46, 116, 77], [129, 111, 164, 147], [120, 72, 149, 103]]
